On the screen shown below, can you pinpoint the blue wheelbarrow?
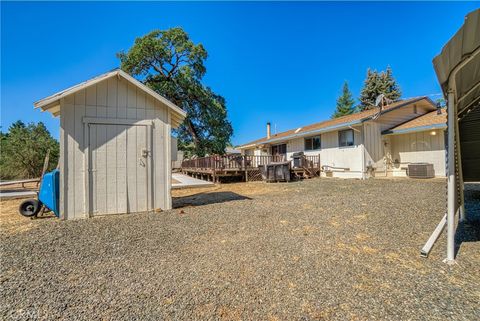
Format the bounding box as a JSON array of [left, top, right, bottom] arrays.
[[18, 169, 60, 218]]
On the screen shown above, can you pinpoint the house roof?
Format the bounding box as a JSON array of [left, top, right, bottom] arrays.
[[238, 97, 433, 148], [34, 69, 187, 128], [382, 109, 447, 135]]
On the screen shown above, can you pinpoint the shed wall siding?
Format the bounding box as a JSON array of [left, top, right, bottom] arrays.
[[390, 130, 446, 177], [59, 77, 170, 219]]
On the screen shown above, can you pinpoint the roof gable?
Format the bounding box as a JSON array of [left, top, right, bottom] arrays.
[[382, 109, 447, 135], [34, 69, 186, 127]]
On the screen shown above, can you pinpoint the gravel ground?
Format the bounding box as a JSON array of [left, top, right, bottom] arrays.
[[1, 178, 479, 320]]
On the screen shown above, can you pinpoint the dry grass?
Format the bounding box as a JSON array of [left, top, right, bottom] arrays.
[[1, 179, 479, 320], [1, 182, 283, 236], [172, 181, 288, 198], [0, 181, 39, 191], [0, 199, 36, 236]]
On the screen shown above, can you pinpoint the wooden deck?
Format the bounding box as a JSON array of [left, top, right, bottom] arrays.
[[181, 154, 321, 182]]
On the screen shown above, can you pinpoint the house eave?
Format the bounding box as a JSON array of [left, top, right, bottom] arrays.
[[237, 143, 257, 150], [254, 120, 364, 146], [382, 123, 447, 136]]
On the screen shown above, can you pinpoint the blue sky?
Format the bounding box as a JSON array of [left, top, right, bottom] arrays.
[[1, 2, 478, 145]]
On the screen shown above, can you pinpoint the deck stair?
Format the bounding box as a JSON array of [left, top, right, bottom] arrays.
[[291, 154, 321, 179]]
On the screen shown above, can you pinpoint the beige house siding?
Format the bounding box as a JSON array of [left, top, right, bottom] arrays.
[[275, 128, 364, 178], [59, 76, 172, 220], [363, 122, 384, 171], [389, 130, 446, 177]]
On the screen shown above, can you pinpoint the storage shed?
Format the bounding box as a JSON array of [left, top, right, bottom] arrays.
[[34, 69, 186, 219]]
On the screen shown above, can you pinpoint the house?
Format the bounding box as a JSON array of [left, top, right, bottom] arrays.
[[34, 69, 186, 219], [237, 97, 446, 178]]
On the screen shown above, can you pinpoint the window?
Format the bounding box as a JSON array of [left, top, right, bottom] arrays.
[[339, 129, 354, 147], [271, 143, 287, 155], [304, 135, 321, 150]]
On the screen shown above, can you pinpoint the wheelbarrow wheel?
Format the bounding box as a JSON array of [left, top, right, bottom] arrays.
[[19, 199, 41, 217]]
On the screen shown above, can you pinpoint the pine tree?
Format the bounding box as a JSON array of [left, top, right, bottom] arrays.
[[358, 69, 381, 110], [380, 66, 402, 102], [332, 81, 355, 118], [358, 66, 402, 111]]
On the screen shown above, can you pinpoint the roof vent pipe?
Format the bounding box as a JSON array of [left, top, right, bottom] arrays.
[[267, 122, 271, 139]]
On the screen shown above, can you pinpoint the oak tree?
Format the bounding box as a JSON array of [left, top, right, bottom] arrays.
[[118, 28, 233, 156]]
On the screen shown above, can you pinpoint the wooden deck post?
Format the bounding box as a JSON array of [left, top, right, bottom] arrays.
[[212, 155, 217, 184], [318, 154, 321, 177]]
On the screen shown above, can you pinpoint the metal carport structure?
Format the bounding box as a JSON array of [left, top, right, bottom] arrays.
[[421, 9, 480, 263]]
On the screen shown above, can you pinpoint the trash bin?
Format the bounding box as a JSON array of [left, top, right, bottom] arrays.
[[263, 161, 291, 182], [292, 152, 304, 168]]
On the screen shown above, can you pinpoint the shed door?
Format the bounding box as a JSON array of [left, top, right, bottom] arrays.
[[88, 124, 150, 216]]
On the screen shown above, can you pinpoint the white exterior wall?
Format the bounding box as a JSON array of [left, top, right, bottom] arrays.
[[286, 128, 364, 178], [389, 130, 446, 177], [59, 76, 171, 220]]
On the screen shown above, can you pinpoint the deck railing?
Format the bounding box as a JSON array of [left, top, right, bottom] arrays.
[[300, 155, 322, 176], [303, 155, 321, 167], [182, 154, 286, 171]]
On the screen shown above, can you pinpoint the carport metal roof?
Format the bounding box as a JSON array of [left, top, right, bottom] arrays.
[[422, 9, 480, 263], [433, 9, 480, 117]]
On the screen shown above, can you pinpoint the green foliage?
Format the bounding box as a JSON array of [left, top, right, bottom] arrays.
[[117, 27, 233, 157], [332, 81, 355, 118], [358, 66, 402, 111], [0, 121, 59, 179], [435, 97, 446, 108]]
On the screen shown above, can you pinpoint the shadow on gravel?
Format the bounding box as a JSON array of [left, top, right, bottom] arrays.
[[173, 191, 251, 208], [454, 183, 480, 257]]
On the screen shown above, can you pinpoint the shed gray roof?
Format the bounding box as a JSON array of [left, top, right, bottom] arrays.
[[34, 69, 187, 128]]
